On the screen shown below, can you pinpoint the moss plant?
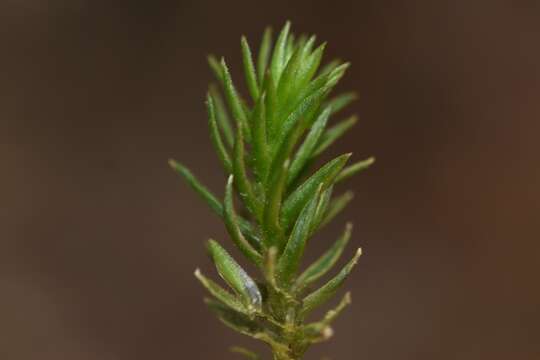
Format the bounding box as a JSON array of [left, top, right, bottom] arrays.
[[170, 22, 374, 360]]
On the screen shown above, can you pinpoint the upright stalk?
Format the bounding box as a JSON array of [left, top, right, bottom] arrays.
[[170, 21, 374, 359]]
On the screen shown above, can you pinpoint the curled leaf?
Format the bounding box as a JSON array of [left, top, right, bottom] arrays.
[[207, 239, 262, 310]]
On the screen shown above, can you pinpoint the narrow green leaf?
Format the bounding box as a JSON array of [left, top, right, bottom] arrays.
[[281, 153, 351, 230], [303, 292, 352, 343], [169, 159, 260, 245], [230, 346, 261, 359], [209, 299, 286, 350], [207, 239, 262, 309], [263, 71, 279, 143], [318, 59, 341, 76], [287, 106, 331, 187], [208, 85, 234, 147], [224, 176, 264, 265], [277, 46, 303, 104], [207, 94, 232, 173], [195, 269, 246, 314], [335, 157, 375, 183], [320, 191, 354, 228], [295, 34, 309, 53], [277, 84, 330, 151], [309, 62, 350, 98], [302, 35, 317, 56], [294, 50, 338, 106], [285, 32, 295, 63], [241, 36, 260, 101], [263, 120, 306, 246], [169, 159, 222, 216], [257, 27, 273, 85], [300, 248, 362, 318], [208, 301, 285, 350], [239, 223, 263, 252], [279, 34, 316, 104], [278, 60, 341, 132], [205, 298, 262, 337], [233, 126, 262, 219], [251, 93, 269, 182], [263, 246, 298, 305], [270, 21, 291, 83], [295, 42, 326, 93], [221, 58, 251, 142], [277, 186, 321, 287], [208, 55, 223, 82], [310, 185, 334, 235], [295, 223, 352, 292], [313, 115, 358, 157], [262, 159, 288, 247], [324, 92, 358, 115], [325, 62, 350, 88], [319, 291, 352, 325]]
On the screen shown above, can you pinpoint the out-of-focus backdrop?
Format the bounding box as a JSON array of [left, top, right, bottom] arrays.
[[1, 1, 539, 359]]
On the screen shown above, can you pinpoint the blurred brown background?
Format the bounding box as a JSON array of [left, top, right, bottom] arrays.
[[1, 1, 539, 359]]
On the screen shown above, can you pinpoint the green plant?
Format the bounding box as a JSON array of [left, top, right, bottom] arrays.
[[170, 21, 374, 360]]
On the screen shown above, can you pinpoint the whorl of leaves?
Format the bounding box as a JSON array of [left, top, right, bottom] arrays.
[[170, 21, 374, 360]]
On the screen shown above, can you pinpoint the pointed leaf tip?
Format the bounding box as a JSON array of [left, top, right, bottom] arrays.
[[194, 268, 246, 314], [169, 159, 223, 216], [295, 222, 353, 292], [281, 153, 352, 230], [270, 21, 292, 82], [241, 35, 260, 101], [336, 157, 375, 183], [207, 93, 233, 173], [300, 247, 363, 318], [220, 57, 250, 141], [257, 27, 273, 84]]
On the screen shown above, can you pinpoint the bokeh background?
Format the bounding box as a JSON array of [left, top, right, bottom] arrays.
[[1, 1, 539, 359]]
